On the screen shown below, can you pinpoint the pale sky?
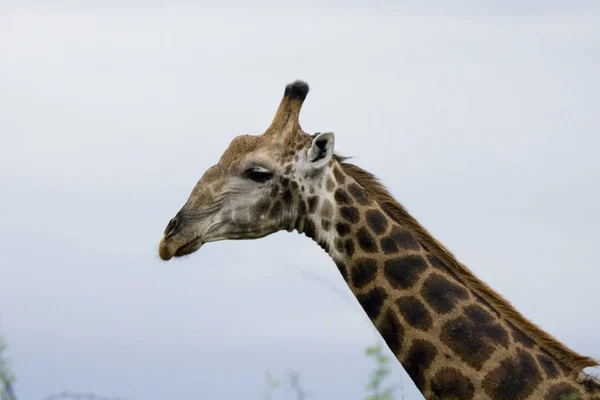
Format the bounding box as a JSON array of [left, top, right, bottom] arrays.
[[1, 2, 599, 400]]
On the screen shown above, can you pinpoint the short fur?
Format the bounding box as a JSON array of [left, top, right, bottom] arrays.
[[338, 158, 599, 376]]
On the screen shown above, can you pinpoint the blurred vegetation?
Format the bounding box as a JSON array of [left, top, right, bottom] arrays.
[[262, 369, 310, 400], [2, 324, 403, 400], [0, 333, 16, 400], [364, 343, 402, 400], [263, 342, 403, 400]]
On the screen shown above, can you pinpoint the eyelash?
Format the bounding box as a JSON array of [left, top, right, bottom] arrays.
[[244, 168, 273, 183]]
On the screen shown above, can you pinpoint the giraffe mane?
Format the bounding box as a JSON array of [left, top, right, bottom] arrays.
[[337, 157, 599, 375]]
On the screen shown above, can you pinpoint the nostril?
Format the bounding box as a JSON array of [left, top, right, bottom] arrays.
[[164, 217, 179, 236]]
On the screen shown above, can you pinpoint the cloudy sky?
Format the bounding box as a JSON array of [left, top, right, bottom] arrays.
[[1, 2, 599, 399]]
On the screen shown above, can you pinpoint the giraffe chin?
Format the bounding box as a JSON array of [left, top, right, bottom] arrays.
[[174, 237, 204, 258]]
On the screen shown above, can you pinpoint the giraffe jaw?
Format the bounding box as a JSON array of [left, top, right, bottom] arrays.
[[158, 224, 278, 261]]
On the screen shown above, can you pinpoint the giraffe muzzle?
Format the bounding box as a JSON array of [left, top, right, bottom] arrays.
[[159, 212, 205, 261], [164, 216, 180, 238], [158, 232, 204, 261]]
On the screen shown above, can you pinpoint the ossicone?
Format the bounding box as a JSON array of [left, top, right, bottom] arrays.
[[265, 79, 310, 138]]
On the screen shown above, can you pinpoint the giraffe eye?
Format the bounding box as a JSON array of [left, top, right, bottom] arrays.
[[244, 167, 273, 183]]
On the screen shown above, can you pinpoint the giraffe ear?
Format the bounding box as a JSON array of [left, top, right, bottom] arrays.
[[308, 132, 335, 169]]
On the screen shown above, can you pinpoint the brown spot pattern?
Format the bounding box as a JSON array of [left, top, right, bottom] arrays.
[[348, 183, 370, 205], [334, 188, 352, 205], [510, 325, 536, 348], [335, 222, 350, 236], [365, 209, 388, 234], [321, 199, 333, 218], [378, 309, 404, 355], [357, 288, 388, 320], [307, 196, 318, 213], [431, 367, 475, 400], [333, 166, 346, 184], [402, 339, 438, 391], [420, 273, 469, 314], [344, 239, 355, 257], [352, 258, 378, 288], [482, 349, 542, 400], [340, 206, 360, 223], [441, 306, 508, 370], [390, 226, 420, 250], [396, 296, 433, 331], [465, 305, 509, 347], [383, 255, 428, 289], [545, 383, 582, 400], [326, 176, 335, 192], [380, 236, 399, 254], [335, 261, 349, 282], [536, 353, 559, 379], [357, 227, 378, 253]]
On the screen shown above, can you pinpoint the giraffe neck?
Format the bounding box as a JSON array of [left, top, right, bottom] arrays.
[[295, 163, 600, 400]]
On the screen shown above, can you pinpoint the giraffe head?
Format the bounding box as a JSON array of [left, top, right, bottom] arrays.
[[158, 80, 337, 260]]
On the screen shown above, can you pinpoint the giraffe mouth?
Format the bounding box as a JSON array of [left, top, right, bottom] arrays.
[[174, 237, 203, 258]]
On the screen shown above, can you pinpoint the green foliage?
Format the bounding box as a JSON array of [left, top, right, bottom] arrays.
[[364, 343, 398, 400]]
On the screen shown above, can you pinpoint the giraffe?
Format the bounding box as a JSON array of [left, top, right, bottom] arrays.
[[158, 80, 600, 400]]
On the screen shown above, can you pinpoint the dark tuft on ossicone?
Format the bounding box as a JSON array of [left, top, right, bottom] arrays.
[[284, 80, 309, 101]]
